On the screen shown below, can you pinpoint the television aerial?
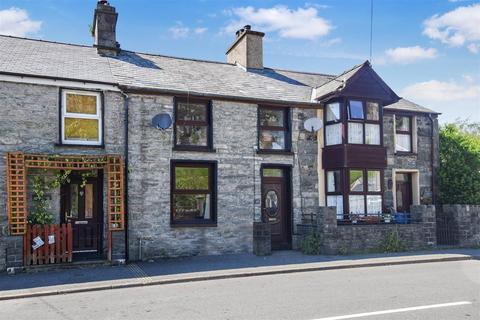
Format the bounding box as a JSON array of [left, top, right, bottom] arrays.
[[152, 113, 172, 130], [303, 117, 323, 132]]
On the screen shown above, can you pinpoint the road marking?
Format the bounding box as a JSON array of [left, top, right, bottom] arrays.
[[313, 301, 472, 320]]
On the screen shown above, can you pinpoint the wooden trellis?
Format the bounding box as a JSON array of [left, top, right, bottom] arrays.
[[107, 156, 124, 231], [6, 152, 125, 235]]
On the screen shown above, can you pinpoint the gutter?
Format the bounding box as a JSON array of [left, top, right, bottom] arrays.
[[118, 85, 322, 109], [121, 90, 130, 262], [428, 113, 436, 205]]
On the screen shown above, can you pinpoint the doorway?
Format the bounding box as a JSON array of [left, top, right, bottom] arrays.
[[61, 171, 103, 259], [261, 165, 292, 250], [395, 172, 412, 213]]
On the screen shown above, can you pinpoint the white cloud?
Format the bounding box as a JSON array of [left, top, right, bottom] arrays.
[[169, 25, 189, 39], [223, 5, 332, 40], [194, 27, 207, 35], [423, 4, 480, 53], [384, 46, 438, 64], [402, 79, 480, 102], [0, 7, 42, 37], [401, 79, 480, 122]]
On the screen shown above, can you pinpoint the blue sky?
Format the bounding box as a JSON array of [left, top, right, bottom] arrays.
[[0, 0, 479, 123]]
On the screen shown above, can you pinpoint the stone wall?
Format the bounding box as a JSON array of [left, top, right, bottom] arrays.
[[298, 206, 436, 254], [0, 81, 125, 270], [126, 94, 319, 260], [443, 205, 480, 247], [383, 113, 439, 208]]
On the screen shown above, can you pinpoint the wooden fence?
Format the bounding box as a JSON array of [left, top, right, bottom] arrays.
[[24, 223, 73, 266]]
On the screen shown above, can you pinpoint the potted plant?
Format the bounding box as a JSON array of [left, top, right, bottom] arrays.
[[351, 214, 359, 224]]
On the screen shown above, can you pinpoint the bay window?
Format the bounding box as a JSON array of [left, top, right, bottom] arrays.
[[348, 169, 383, 217], [347, 100, 381, 145], [61, 90, 102, 145], [326, 170, 344, 219], [325, 102, 342, 146]]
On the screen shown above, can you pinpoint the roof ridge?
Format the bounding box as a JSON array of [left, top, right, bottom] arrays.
[[270, 67, 336, 78], [314, 60, 368, 90], [0, 34, 92, 48], [121, 49, 233, 66]]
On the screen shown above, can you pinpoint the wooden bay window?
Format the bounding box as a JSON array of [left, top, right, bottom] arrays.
[[347, 100, 381, 146]]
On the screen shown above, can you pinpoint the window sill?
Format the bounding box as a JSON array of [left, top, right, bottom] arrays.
[[172, 146, 216, 153], [256, 150, 294, 156], [55, 143, 105, 149], [394, 152, 417, 156], [171, 222, 217, 228]]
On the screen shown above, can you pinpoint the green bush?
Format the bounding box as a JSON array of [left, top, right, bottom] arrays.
[[438, 122, 480, 205], [380, 230, 406, 253], [301, 232, 322, 255]]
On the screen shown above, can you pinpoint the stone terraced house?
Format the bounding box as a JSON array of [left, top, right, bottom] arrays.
[[0, 1, 439, 271]]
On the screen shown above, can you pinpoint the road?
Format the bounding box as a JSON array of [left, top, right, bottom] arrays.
[[1, 260, 479, 320]]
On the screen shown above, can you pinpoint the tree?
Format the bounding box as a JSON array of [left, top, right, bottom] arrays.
[[438, 122, 480, 205]]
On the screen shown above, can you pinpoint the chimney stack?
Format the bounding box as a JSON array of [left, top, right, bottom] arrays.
[[226, 25, 264, 69], [92, 0, 119, 56]]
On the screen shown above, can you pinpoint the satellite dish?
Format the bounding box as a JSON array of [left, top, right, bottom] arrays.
[[303, 117, 323, 132], [152, 113, 172, 130]]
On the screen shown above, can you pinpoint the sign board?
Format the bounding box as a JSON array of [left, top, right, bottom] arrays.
[[32, 236, 44, 250], [48, 234, 55, 245]]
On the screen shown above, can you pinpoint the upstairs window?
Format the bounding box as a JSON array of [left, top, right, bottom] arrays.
[[347, 100, 381, 145], [258, 107, 291, 151], [61, 90, 102, 145], [395, 115, 412, 152], [174, 99, 212, 150], [325, 102, 342, 146]]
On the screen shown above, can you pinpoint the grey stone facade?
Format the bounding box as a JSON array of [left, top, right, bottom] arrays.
[[126, 94, 318, 260], [0, 81, 125, 269], [383, 113, 439, 209]]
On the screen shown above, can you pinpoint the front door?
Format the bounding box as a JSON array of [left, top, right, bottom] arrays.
[[395, 173, 412, 213], [261, 167, 291, 250], [61, 172, 102, 258]]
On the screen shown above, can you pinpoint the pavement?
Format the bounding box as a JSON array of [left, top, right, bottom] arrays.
[[0, 248, 479, 301]]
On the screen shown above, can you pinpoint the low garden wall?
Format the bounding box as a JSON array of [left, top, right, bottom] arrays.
[[443, 205, 480, 247], [295, 205, 436, 255]]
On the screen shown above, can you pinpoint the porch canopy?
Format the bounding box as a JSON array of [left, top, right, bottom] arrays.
[[6, 152, 124, 235]]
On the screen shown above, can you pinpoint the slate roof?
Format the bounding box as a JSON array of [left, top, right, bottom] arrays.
[[0, 35, 437, 113], [314, 62, 365, 100], [384, 98, 439, 114]]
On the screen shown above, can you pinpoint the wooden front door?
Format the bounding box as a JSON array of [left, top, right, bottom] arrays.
[[261, 167, 291, 250], [395, 173, 412, 213], [61, 172, 102, 257]]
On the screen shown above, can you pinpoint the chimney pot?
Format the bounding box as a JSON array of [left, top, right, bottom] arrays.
[[244, 25, 251, 30]]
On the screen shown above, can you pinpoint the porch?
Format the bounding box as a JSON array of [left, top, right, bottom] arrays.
[[5, 152, 125, 268]]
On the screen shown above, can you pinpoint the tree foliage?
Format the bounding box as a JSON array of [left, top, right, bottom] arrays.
[[438, 122, 480, 205]]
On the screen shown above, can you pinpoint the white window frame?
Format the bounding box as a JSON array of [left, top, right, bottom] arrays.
[[61, 90, 102, 146]]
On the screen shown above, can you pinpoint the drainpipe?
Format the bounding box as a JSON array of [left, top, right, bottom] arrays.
[[121, 90, 129, 262], [428, 113, 436, 205]]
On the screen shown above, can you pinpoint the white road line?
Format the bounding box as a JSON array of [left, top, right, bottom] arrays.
[[313, 301, 472, 320]]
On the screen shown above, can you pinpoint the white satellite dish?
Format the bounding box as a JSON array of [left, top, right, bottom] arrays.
[[303, 117, 323, 132]]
